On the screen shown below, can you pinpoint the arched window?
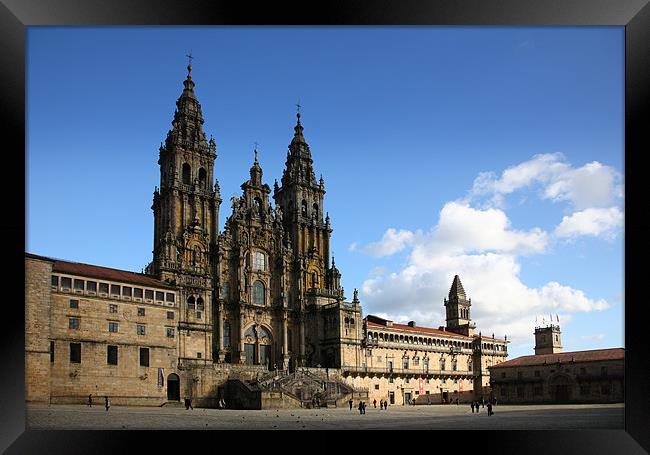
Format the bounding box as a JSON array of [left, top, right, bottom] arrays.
[[312, 203, 318, 215], [468, 359, 473, 371], [187, 295, 195, 310], [452, 359, 458, 371], [301, 200, 307, 215], [440, 358, 446, 370], [311, 272, 317, 288], [198, 168, 207, 188], [254, 197, 262, 214], [252, 251, 265, 271], [221, 283, 229, 300], [182, 163, 191, 184], [252, 281, 265, 305], [196, 297, 204, 311]]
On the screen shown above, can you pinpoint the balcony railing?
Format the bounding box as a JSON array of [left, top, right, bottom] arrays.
[[342, 365, 476, 378]]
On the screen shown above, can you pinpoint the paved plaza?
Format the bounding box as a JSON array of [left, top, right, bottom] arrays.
[[26, 402, 624, 430]]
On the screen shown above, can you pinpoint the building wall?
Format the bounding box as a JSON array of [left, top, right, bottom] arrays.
[[40, 263, 181, 406], [25, 257, 53, 403], [490, 359, 624, 404]]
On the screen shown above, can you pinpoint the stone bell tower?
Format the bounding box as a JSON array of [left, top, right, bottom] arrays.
[[147, 58, 221, 362], [444, 275, 476, 336]]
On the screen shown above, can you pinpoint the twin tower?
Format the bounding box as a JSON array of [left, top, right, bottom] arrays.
[[145, 63, 347, 369]]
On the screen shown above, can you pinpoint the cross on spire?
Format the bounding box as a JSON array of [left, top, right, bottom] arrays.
[[186, 51, 194, 67], [296, 99, 301, 114]]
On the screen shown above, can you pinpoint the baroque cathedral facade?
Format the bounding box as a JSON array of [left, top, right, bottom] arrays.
[[143, 62, 346, 372], [25, 63, 508, 408]]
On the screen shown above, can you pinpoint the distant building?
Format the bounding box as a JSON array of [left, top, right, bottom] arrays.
[[489, 323, 624, 403]]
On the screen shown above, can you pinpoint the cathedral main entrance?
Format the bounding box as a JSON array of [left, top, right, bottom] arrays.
[[167, 373, 180, 401]]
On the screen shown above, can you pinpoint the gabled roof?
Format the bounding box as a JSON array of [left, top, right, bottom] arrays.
[[26, 253, 174, 290], [489, 348, 624, 368]]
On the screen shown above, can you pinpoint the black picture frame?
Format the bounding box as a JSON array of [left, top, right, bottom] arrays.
[[2, 0, 648, 452]]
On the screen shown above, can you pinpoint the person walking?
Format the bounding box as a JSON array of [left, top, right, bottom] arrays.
[[349, 399, 353, 411], [471, 401, 475, 413], [487, 402, 493, 416], [189, 397, 194, 410], [88, 394, 92, 407], [358, 401, 363, 415], [373, 399, 377, 408], [475, 401, 480, 413], [104, 396, 110, 412]]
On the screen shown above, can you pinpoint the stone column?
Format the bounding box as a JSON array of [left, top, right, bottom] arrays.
[[216, 302, 225, 362], [239, 306, 246, 364], [299, 313, 306, 366], [283, 314, 289, 369]]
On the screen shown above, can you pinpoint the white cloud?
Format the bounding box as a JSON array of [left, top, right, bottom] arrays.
[[348, 242, 358, 252], [367, 266, 386, 277], [581, 334, 606, 341], [470, 153, 622, 211], [357, 154, 617, 352], [363, 228, 417, 257], [554, 207, 623, 239]]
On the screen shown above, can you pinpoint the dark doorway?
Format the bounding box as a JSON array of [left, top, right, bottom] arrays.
[[404, 392, 412, 405], [554, 385, 570, 403], [442, 391, 449, 403], [167, 373, 180, 401], [244, 343, 256, 365], [260, 345, 272, 369]]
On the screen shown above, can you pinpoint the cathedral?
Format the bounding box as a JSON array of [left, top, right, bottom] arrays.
[[25, 62, 508, 408]]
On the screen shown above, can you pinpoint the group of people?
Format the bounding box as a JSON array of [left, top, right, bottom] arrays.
[[470, 397, 495, 416], [87, 394, 110, 411], [348, 398, 391, 413]]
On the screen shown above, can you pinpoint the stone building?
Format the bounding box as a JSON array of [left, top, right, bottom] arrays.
[[25, 63, 507, 408], [488, 323, 624, 403], [341, 275, 509, 405]]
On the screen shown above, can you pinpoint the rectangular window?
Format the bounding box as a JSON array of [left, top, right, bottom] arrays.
[[414, 357, 419, 366], [69, 299, 79, 309], [253, 251, 265, 271], [74, 279, 84, 290], [139, 347, 149, 367], [134, 288, 143, 298], [107, 345, 118, 365], [167, 328, 175, 338], [110, 284, 121, 295], [196, 311, 202, 319], [389, 376, 394, 384], [197, 352, 202, 359], [155, 291, 164, 301], [375, 384, 380, 390], [86, 281, 97, 292], [99, 283, 109, 294], [389, 392, 395, 404], [50, 341, 54, 363], [137, 325, 146, 336], [138, 307, 145, 317], [61, 277, 72, 289], [222, 283, 229, 299], [51, 275, 59, 287], [109, 304, 118, 313], [402, 358, 409, 369], [108, 322, 118, 333], [122, 286, 132, 297], [69, 317, 79, 329], [166, 293, 175, 302], [167, 311, 174, 320], [70, 342, 81, 363], [145, 289, 154, 300], [223, 321, 232, 350]]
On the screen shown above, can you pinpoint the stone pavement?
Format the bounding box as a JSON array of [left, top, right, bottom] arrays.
[[26, 403, 624, 430]]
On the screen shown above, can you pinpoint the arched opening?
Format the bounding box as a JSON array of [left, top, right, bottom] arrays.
[[254, 197, 263, 214], [167, 373, 180, 401], [312, 203, 318, 216], [243, 325, 274, 367], [196, 296, 204, 311], [301, 200, 307, 215], [252, 281, 265, 305], [182, 163, 191, 185], [198, 167, 207, 188], [187, 295, 195, 310]]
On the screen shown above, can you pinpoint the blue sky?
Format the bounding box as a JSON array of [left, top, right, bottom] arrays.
[[26, 27, 624, 360]]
